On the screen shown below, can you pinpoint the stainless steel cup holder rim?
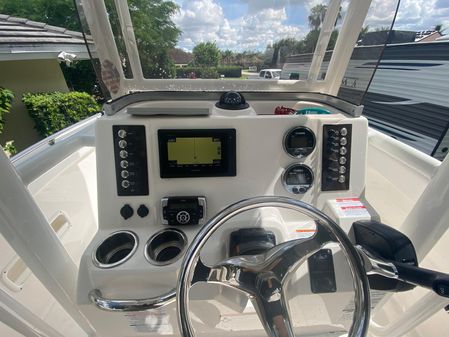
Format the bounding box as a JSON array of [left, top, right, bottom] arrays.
[[145, 228, 187, 266], [93, 230, 138, 269]]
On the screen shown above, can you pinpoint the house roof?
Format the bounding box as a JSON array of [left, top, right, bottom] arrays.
[[169, 48, 193, 65], [0, 14, 95, 61], [415, 31, 442, 43]]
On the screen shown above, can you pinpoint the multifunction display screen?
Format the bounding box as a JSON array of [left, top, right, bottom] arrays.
[[158, 129, 236, 178], [168, 137, 221, 165]]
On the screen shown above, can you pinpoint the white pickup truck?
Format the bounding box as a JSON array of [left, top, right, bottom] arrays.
[[258, 68, 281, 79]]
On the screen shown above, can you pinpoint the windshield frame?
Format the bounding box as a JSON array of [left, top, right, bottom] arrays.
[[76, 0, 385, 101]]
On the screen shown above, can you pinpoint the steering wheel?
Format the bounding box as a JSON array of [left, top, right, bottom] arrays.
[[177, 196, 370, 337]]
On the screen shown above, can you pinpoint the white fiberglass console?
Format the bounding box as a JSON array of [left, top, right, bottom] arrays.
[[77, 93, 369, 337]]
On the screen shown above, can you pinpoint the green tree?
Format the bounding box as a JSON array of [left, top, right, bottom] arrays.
[[0, 0, 181, 79], [375, 26, 391, 32], [0, 87, 16, 156], [308, 4, 342, 31], [127, 0, 180, 78], [0, 87, 14, 135], [270, 38, 305, 66], [358, 26, 370, 43], [302, 29, 319, 53], [221, 50, 234, 66], [308, 4, 327, 31], [0, 0, 80, 30], [434, 24, 445, 33], [193, 42, 221, 67]]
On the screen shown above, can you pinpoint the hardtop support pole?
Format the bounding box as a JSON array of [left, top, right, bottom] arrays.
[[0, 149, 95, 336]]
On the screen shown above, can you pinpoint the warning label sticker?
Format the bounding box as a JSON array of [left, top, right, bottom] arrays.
[[125, 309, 173, 334], [291, 220, 317, 239], [335, 198, 369, 218], [341, 289, 387, 324]]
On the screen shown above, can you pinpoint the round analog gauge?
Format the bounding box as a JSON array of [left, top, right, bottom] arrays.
[[283, 126, 316, 158], [282, 164, 314, 194]]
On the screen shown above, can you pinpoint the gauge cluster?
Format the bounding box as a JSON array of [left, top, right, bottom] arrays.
[[282, 123, 353, 195], [282, 163, 314, 194], [283, 126, 316, 158], [282, 126, 316, 194]]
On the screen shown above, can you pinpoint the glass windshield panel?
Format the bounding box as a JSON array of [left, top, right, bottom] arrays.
[[359, 0, 449, 161], [120, 0, 331, 80], [283, 0, 349, 81], [335, 0, 400, 105], [74, 0, 406, 99]]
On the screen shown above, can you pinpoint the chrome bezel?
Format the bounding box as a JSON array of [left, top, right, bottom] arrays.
[[282, 163, 314, 194], [92, 230, 139, 269], [283, 126, 316, 159]]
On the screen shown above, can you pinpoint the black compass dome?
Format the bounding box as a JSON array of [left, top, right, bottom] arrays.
[[216, 91, 250, 110]]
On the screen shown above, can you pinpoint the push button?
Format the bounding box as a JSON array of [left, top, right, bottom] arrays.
[[176, 211, 190, 224]]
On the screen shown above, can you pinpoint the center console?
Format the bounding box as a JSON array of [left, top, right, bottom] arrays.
[[77, 96, 368, 336]]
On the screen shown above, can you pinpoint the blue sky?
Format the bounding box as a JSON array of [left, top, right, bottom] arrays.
[[172, 0, 449, 52]]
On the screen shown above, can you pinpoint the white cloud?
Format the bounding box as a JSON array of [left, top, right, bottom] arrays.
[[241, 0, 322, 12], [362, 0, 398, 29], [173, 0, 304, 51], [365, 0, 449, 31], [172, 0, 449, 52], [173, 0, 225, 49]]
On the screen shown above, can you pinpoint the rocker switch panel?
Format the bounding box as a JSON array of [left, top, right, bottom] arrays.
[[113, 125, 149, 196], [321, 124, 352, 191]]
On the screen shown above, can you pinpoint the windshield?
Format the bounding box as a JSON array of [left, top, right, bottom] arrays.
[[76, 0, 400, 102]]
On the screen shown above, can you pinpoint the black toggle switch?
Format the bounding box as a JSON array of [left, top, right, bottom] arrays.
[[120, 204, 134, 220]]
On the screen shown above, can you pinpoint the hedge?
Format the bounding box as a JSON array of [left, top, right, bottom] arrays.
[[176, 66, 242, 79], [217, 66, 242, 78], [23, 91, 101, 137], [0, 87, 14, 134]]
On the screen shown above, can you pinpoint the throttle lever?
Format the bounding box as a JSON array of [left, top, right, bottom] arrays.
[[394, 262, 449, 298], [356, 245, 449, 298]]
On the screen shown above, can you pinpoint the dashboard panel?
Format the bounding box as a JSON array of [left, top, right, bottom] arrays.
[[77, 98, 369, 336]]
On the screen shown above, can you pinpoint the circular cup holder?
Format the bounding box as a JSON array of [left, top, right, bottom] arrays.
[[145, 229, 187, 266], [93, 231, 138, 268]]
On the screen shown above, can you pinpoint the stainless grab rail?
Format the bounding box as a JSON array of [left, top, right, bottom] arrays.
[[88, 288, 176, 311]]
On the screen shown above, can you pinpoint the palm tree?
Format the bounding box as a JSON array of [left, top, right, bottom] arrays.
[[308, 4, 342, 31], [221, 50, 234, 66], [358, 26, 370, 44], [435, 24, 443, 33], [308, 4, 327, 31]]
